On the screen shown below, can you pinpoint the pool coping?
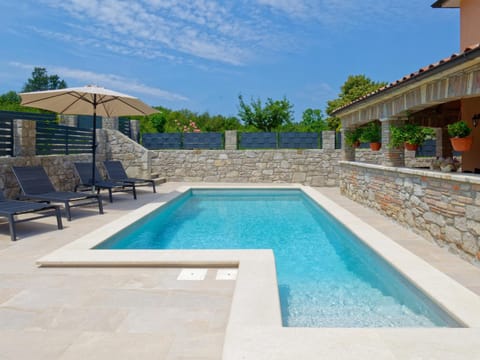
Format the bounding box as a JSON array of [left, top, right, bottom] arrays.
[[37, 184, 480, 358]]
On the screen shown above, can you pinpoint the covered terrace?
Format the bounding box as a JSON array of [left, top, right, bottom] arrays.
[[333, 44, 480, 172]]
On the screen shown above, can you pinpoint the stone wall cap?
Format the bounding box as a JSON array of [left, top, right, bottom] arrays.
[[340, 161, 480, 185]]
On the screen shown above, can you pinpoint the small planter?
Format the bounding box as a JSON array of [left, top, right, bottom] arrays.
[[370, 142, 381, 151], [352, 140, 361, 148], [404, 143, 418, 151], [450, 136, 473, 152]]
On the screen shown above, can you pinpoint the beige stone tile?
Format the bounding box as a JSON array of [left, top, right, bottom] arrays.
[[117, 307, 213, 334], [379, 328, 480, 360], [0, 288, 21, 304], [167, 332, 226, 360], [85, 288, 169, 308], [60, 331, 174, 360], [2, 288, 95, 310], [0, 307, 39, 330], [0, 330, 78, 360], [33, 306, 129, 332]]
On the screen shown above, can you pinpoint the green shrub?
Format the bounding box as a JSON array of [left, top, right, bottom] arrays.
[[344, 128, 363, 146], [447, 121, 471, 138], [359, 122, 381, 143], [389, 124, 435, 148]]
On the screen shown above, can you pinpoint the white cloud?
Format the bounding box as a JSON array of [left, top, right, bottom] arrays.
[[30, 0, 426, 66], [9, 62, 188, 102]]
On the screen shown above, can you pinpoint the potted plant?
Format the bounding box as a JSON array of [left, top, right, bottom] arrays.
[[389, 124, 435, 151], [447, 120, 473, 152], [344, 128, 363, 148], [359, 122, 381, 151]]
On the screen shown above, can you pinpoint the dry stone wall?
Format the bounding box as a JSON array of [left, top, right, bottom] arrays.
[[149, 149, 341, 186], [105, 129, 343, 186], [340, 161, 480, 265], [0, 154, 92, 198]]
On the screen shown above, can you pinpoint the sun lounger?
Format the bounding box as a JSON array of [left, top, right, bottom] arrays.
[[74, 162, 136, 203], [103, 160, 156, 194], [12, 166, 103, 221], [0, 193, 63, 241]]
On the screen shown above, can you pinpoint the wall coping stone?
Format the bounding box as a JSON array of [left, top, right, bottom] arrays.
[[340, 161, 480, 185]]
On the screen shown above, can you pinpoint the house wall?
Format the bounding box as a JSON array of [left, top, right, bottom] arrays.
[[340, 161, 480, 265], [460, 0, 480, 50], [460, 97, 480, 171]]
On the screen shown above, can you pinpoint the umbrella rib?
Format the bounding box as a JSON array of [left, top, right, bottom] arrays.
[[57, 92, 95, 114], [22, 91, 95, 114], [104, 96, 150, 115]]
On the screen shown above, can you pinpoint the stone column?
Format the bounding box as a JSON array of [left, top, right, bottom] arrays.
[[13, 119, 36, 156], [225, 130, 237, 150], [58, 115, 77, 127], [341, 127, 356, 161], [434, 127, 443, 157], [102, 117, 119, 130], [130, 120, 140, 142], [381, 117, 405, 167], [322, 131, 335, 150]]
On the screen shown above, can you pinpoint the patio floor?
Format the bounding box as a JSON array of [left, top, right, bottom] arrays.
[[1, 183, 479, 359], [0, 186, 235, 360]]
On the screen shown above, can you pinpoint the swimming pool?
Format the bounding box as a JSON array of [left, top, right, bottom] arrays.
[[96, 189, 460, 328]]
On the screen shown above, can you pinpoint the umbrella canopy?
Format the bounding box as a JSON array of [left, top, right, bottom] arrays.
[[20, 85, 158, 117], [20, 85, 158, 189]]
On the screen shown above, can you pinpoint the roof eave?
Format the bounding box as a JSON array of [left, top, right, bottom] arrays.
[[431, 0, 460, 8], [332, 46, 480, 117]]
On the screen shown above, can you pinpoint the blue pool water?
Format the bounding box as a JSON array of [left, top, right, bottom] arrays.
[[97, 189, 459, 328]]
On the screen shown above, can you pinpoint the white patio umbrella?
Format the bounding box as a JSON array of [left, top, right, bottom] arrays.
[[20, 85, 158, 189]]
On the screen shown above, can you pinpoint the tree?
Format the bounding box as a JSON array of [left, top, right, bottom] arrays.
[[238, 95, 294, 131], [325, 74, 387, 130], [0, 90, 45, 112], [22, 67, 67, 92], [301, 108, 328, 132]]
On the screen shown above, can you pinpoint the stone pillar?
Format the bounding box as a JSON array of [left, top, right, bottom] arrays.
[[225, 130, 237, 150], [13, 119, 36, 156], [322, 131, 335, 150], [130, 120, 140, 142], [102, 117, 119, 130], [434, 127, 443, 157], [58, 115, 77, 127], [341, 127, 356, 161], [381, 117, 405, 167]]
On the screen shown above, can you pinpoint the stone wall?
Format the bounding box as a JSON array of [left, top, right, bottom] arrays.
[[355, 148, 383, 165], [105, 129, 343, 186], [149, 149, 341, 186], [0, 154, 92, 198], [355, 148, 436, 168], [339, 161, 480, 265], [103, 129, 150, 178]]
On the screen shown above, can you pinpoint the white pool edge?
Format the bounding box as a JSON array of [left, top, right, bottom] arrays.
[[36, 184, 480, 357]]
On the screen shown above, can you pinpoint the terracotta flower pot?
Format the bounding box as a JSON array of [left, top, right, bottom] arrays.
[[353, 140, 361, 148], [450, 136, 473, 152], [404, 143, 419, 151], [369, 142, 381, 151]]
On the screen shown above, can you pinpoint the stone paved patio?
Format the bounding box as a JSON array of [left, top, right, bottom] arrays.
[[1, 183, 480, 359], [0, 188, 234, 360]]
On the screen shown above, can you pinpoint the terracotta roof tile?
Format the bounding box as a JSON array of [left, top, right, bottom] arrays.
[[333, 43, 480, 114]]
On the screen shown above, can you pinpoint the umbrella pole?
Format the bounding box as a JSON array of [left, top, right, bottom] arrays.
[[91, 95, 97, 193]]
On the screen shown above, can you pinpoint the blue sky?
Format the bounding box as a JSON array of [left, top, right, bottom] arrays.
[[0, 0, 459, 120]]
